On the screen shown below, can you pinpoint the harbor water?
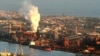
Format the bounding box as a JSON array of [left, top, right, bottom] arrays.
[[0, 41, 75, 56]]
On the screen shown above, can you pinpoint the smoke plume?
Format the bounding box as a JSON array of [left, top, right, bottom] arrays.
[[19, 0, 40, 32]]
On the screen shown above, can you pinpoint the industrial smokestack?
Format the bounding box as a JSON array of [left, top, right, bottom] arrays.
[[19, 0, 40, 33]]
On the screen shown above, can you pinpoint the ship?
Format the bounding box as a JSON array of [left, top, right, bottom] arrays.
[[29, 38, 51, 51]]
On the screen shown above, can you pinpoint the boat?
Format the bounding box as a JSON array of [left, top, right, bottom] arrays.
[[29, 40, 36, 47], [44, 47, 51, 51], [29, 40, 35, 45], [29, 40, 52, 51], [29, 40, 44, 50]]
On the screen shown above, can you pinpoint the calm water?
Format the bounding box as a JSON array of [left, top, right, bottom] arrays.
[[0, 41, 75, 56]]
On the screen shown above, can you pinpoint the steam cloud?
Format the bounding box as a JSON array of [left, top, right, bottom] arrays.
[[19, 0, 40, 32]]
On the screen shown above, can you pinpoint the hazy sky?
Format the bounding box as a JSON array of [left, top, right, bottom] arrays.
[[0, 0, 100, 17]]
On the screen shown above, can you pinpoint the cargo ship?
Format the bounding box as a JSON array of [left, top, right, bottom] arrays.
[[29, 36, 51, 51]]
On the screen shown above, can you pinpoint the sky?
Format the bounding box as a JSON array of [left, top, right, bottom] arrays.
[[0, 0, 100, 17]]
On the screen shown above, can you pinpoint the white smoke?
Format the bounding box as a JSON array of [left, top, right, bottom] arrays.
[[28, 6, 40, 32], [19, 0, 40, 32]]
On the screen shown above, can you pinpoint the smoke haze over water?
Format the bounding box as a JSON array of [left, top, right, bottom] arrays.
[[19, 0, 40, 32]]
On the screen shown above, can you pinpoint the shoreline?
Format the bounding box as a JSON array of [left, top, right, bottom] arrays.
[[1, 40, 100, 56]]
